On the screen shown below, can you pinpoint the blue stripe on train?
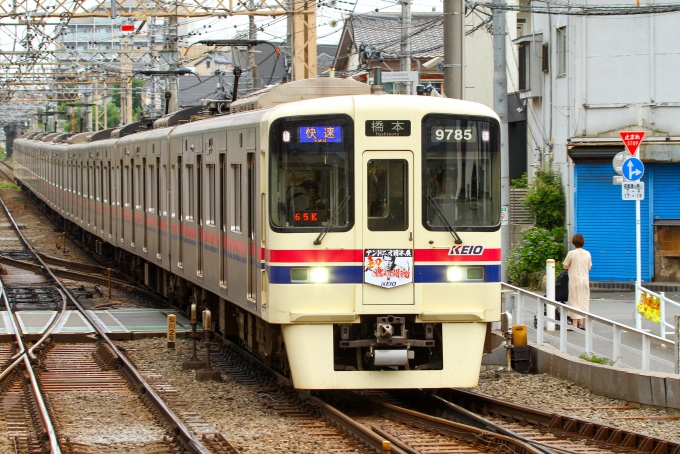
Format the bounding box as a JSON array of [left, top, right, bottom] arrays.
[[266, 265, 501, 284], [415, 264, 501, 283]]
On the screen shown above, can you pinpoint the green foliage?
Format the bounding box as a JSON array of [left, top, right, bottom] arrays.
[[106, 102, 121, 129], [511, 172, 528, 188], [507, 227, 567, 288], [579, 353, 615, 366], [524, 167, 566, 229], [111, 78, 145, 114], [0, 182, 20, 190]]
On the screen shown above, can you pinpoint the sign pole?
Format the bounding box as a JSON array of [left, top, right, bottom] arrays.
[[635, 198, 642, 330], [619, 131, 646, 331]]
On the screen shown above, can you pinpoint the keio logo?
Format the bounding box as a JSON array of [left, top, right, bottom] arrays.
[[448, 245, 484, 255]]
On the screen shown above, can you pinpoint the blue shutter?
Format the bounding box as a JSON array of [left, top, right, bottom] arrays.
[[651, 163, 680, 220], [574, 162, 651, 282]]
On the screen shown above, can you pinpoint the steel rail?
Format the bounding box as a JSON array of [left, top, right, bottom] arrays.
[[336, 390, 546, 454], [439, 388, 680, 454], [0, 255, 147, 294], [0, 278, 64, 453], [0, 193, 212, 454]]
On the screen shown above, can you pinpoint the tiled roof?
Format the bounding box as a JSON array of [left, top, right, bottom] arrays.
[[348, 13, 444, 59]]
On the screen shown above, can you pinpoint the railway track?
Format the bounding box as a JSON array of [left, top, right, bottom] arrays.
[[204, 340, 544, 454], [435, 388, 680, 454], [0, 188, 237, 453]]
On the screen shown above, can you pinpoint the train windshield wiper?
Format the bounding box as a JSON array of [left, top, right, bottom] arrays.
[[426, 195, 463, 245], [314, 195, 351, 245]]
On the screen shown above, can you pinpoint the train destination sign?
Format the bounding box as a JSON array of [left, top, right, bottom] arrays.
[[365, 120, 411, 137], [298, 126, 343, 143], [364, 249, 413, 288]]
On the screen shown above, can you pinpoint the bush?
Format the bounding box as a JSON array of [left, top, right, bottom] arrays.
[[507, 227, 567, 288], [524, 167, 565, 229], [511, 172, 528, 188]]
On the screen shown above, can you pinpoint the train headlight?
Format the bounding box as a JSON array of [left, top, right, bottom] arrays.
[[446, 266, 464, 282], [310, 267, 329, 283]]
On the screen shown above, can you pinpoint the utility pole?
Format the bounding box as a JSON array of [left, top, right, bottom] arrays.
[[290, 0, 317, 80], [120, 40, 133, 126], [85, 92, 93, 131], [492, 0, 510, 280], [443, 0, 464, 98], [163, 16, 179, 113], [249, 16, 260, 89], [400, 0, 411, 94]]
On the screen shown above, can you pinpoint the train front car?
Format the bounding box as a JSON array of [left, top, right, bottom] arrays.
[[265, 94, 501, 389]]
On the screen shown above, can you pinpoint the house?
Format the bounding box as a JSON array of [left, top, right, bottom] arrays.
[[518, 6, 680, 282]]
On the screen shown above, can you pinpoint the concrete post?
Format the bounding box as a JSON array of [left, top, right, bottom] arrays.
[[492, 0, 510, 281]]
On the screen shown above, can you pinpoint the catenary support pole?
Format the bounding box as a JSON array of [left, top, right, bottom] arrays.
[[443, 0, 463, 98], [492, 0, 510, 280], [401, 0, 412, 94]]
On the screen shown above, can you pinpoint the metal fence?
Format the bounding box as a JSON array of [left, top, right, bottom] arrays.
[[502, 282, 679, 373]]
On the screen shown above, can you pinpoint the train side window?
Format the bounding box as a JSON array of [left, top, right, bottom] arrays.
[[135, 165, 142, 209], [206, 164, 215, 226], [148, 164, 155, 212], [161, 164, 167, 216], [232, 164, 242, 232], [186, 164, 194, 221], [124, 165, 130, 207]]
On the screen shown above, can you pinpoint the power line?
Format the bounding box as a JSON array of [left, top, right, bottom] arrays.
[[469, 0, 680, 16]]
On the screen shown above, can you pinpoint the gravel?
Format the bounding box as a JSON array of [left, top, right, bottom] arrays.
[[477, 369, 680, 442], [119, 337, 353, 453], [3, 163, 679, 449]]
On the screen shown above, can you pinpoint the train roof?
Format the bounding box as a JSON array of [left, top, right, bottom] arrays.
[[229, 77, 371, 114]]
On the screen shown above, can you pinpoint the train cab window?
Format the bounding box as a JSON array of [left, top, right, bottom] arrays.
[[269, 116, 353, 231], [422, 116, 501, 231], [367, 159, 408, 231]]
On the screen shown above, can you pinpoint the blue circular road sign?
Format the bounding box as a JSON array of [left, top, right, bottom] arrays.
[[622, 157, 644, 181]]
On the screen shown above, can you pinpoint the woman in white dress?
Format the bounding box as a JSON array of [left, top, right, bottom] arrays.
[[562, 234, 592, 330]]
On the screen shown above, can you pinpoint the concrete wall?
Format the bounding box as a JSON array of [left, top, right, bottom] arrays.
[[530, 343, 680, 411]]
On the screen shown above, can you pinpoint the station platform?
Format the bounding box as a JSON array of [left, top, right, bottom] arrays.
[[0, 309, 194, 340]]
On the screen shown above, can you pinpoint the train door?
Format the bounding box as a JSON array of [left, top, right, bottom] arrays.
[[155, 156, 161, 259], [219, 153, 227, 287], [177, 155, 183, 268], [196, 154, 203, 276], [247, 153, 257, 303], [362, 151, 415, 306], [142, 157, 148, 252]]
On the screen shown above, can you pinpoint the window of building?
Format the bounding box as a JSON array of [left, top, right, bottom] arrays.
[[557, 26, 567, 76], [518, 43, 528, 91]]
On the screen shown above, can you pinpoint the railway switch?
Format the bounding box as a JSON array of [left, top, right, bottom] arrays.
[[183, 302, 204, 370], [197, 309, 222, 382]]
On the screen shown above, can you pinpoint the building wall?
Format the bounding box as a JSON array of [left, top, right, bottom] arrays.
[[526, 3, 680, 281]]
